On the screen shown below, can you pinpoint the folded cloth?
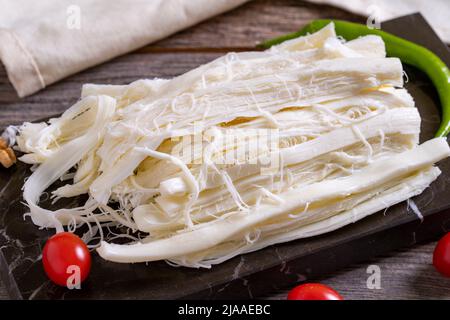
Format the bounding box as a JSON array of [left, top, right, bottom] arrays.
[[0, 0, 249, 97], [306, 0, 450, 43]]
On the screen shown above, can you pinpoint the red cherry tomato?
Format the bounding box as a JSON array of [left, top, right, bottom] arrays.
[[287, 283, 343, 300], [42, 232, 91, 287], [433, 232, 450, 278]]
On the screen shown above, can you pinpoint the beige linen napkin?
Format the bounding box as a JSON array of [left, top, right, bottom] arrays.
[[0, 0, 249, 97]]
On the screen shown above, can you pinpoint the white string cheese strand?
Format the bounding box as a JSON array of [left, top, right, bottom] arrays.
[[351, 125, 374, 163], [135, 147, 199, 229]]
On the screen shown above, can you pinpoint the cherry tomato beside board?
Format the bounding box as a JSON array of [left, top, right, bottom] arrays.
[[433, 232, 450, 278], [287, 283, 343, 300], [42, 232, 91, 287]]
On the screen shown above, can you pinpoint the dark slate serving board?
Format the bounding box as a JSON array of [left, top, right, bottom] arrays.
[[1, 13, 450, 300]]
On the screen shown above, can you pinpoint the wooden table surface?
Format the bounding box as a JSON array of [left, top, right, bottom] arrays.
[[1, 0, 450, 299]]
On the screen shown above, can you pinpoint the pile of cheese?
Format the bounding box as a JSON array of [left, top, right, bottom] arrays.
[[16, 23, 450, 268]]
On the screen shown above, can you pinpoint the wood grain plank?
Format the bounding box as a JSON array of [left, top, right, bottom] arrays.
[[263, 242, 450, 300], [148, 0, 365, 50]]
